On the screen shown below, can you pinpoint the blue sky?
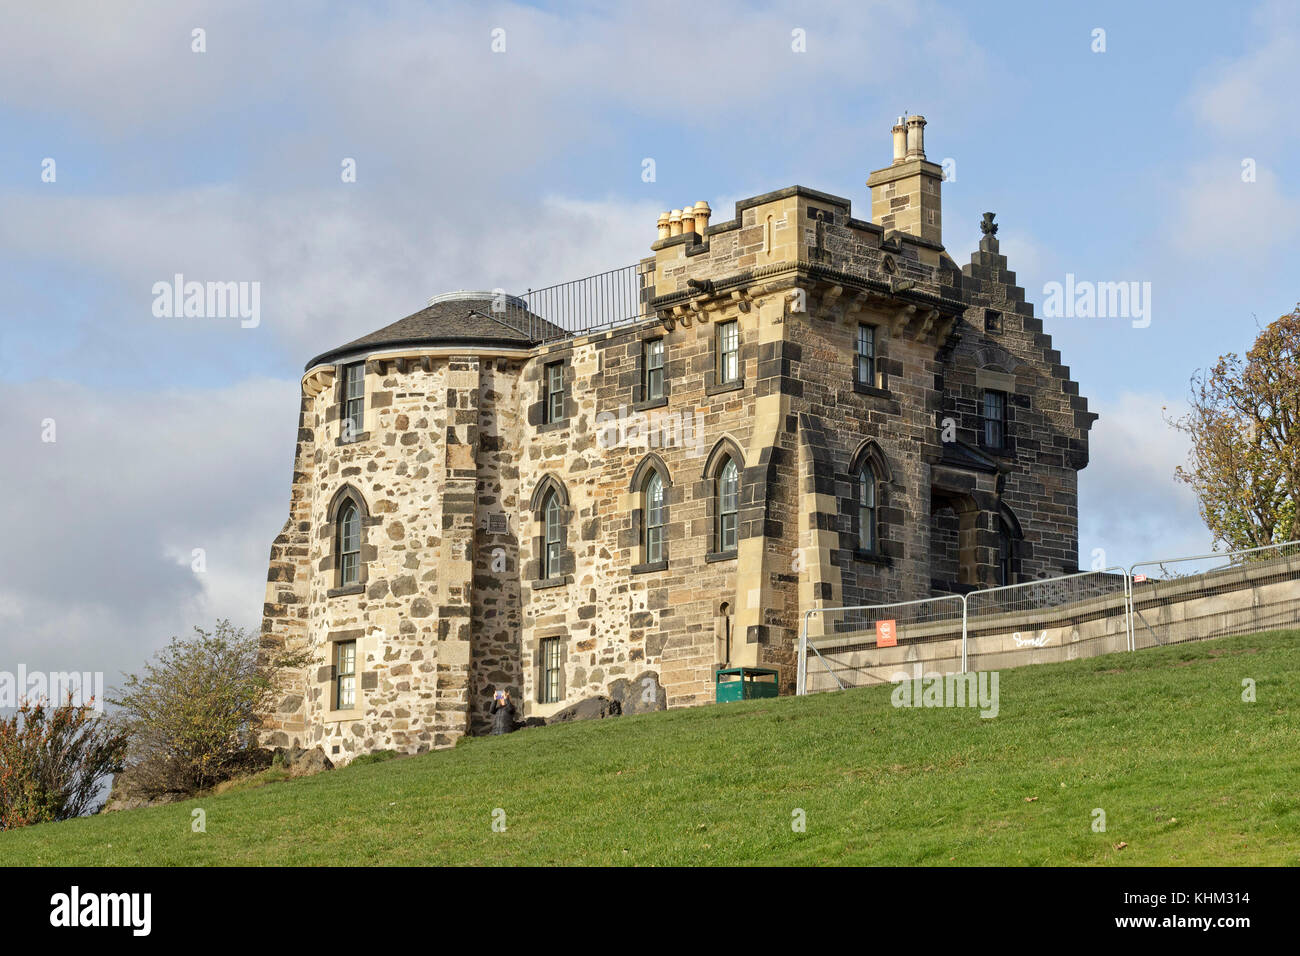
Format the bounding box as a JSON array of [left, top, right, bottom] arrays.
[[1, 0, 1296, 684]]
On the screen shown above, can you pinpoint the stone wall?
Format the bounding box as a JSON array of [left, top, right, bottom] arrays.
[[258, 392, 317, 747], [469, 359, 525, 733], [260, 182, 1097, 759], [513, 310, 760, 714], [805, 565, 1299, 693], [261, 357, 457, 761]]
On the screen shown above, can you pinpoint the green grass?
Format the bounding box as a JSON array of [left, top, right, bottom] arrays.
[[4, 630, 1299, 866]]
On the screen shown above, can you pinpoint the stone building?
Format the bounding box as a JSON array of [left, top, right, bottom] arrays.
[[259, 116, 1096, 761]]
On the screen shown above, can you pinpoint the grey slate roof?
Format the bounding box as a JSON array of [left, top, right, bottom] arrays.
[[305, 292, 563, 370]]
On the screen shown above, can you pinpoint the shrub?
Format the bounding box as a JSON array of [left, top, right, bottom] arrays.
[[110, 620, 309, 797], [0, 694, 127, 829]]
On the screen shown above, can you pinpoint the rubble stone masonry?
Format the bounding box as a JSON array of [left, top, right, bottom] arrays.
[[258, 117, 1096, 762]]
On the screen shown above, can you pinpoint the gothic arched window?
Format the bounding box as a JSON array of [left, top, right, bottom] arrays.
[[337, 501, 361, 586], [644, 471, 665, 564], [717, 457, 739, 553], [858, 463, 876, 552], [543, 491, 562, 580]]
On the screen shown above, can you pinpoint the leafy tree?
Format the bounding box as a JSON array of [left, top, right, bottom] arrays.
[[0, 694, 127, 829], [1168, 306, 1299, 551], [110, 620, 310, 796]]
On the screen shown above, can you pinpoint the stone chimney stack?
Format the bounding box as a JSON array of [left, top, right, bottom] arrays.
[[866, 113, 944, 245], [655, 202, 712, 244]]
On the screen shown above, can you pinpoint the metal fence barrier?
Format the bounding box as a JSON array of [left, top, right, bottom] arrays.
[[964, 568, 1130, 674], [797, 540, 1300, 695], [797, 595, 965, 696], [1128, 540, 1300, 651]]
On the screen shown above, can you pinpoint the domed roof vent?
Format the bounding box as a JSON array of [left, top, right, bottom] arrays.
[[426, 289, 527, 309]]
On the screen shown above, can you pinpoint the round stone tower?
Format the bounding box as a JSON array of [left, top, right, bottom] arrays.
[[261, 291, 545, 760]]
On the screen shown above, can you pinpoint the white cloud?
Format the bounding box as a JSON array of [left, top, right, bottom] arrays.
[[0, 0, 1001, 379], [1161, 2, 1300, 271], [1168, 160, 1298, 255], [0, 377, 297, 690], [0, 0, 992, 144], [1187, 0, 1300, 141], [1078, 391, 1210, 567], [0, 0, 234, 134], [0, 188, 660, 369]]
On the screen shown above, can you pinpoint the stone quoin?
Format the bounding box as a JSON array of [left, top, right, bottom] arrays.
[[258, 115, 1097, 762]]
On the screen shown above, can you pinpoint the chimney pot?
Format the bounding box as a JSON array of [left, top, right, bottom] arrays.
[[905, 114, 927, 159], [657, 211, 671, 240], [668, 209, 683, 237], [693, 200, 711, 234], [891, 120, 908, 163]]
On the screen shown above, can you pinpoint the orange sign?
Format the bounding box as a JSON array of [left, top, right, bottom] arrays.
[[876, 619, 897, 647]]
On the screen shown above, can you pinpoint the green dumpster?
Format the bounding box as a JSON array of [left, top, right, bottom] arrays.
[[715, 667, 780, 703]]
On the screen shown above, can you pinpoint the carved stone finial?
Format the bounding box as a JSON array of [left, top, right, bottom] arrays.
[[980, 212, 998, 236]]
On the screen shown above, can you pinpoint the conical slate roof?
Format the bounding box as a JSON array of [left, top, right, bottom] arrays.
[[305, 291, 563, 370]]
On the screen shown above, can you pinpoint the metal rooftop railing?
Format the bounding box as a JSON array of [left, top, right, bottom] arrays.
[[495, 260, 656, 343]]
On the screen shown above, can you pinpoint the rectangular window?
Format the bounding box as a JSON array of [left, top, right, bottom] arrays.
[[717, 321, 739, 384], [339, 551, 358, 587], [342, 363, 365, 441], [540, 637, 562, 704], [856, 324, 875, 386], [544, 361, 565, 423], [983, 390, 1006, 449], [335, 640, 356, 710], [644, 339, 664, 400], [719, 510, 737, 552], [646, 524, 663, 564]]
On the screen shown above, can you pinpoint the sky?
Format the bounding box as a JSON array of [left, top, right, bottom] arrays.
[[1, 0, 1297, 693]]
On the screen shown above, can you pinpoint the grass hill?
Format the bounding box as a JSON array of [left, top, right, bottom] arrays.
[[3, 630, 1298, 866]]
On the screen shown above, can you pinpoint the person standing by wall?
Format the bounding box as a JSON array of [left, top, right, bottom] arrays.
[[490, 690, 517, 735]]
